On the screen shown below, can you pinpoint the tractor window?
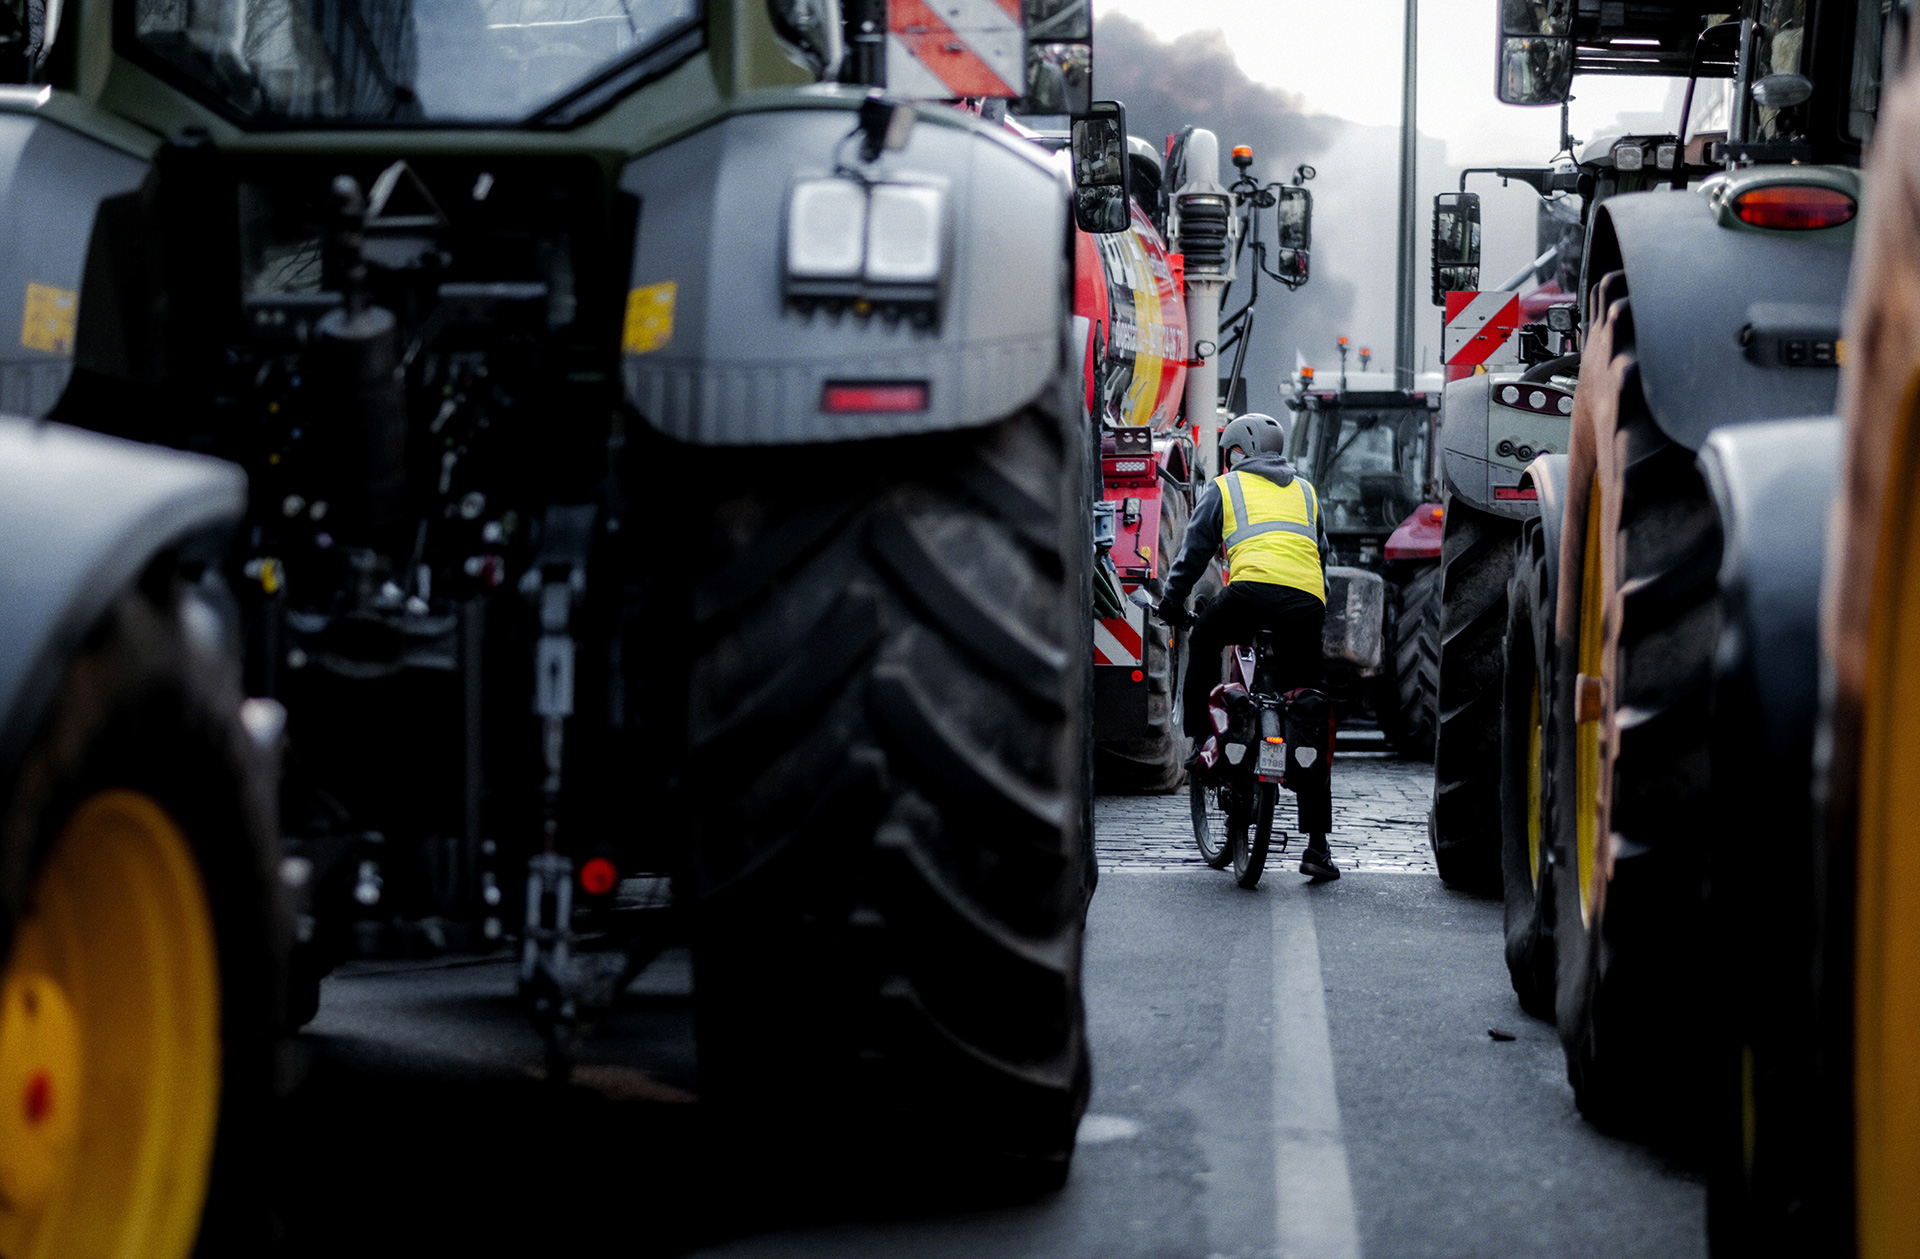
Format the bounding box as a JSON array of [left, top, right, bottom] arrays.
[[1292, 406, 1429, 534], [1850, 0, 1892, 140], [0, 0, 60, 82], [128, 0, 701, 124], [1753, 0, 1809, 139]]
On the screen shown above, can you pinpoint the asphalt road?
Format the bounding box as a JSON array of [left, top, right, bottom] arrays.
[[271, 758, 1705, 1258]]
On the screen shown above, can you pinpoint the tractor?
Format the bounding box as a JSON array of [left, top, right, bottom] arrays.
[[1284, 369, 1444, 756], [0, 0, 1115, 1246], [1479, 0, 1889, 1249], [1425, 131, 1720, 891]]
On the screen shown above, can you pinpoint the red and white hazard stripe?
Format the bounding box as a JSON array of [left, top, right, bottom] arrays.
[[1442, 290, 1521, 367], [886, 0, 1024, 99], [1094, 599, 1145, 667]]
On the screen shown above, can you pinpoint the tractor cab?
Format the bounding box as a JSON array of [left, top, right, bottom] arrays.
[[1287, 377, 1442, 568]]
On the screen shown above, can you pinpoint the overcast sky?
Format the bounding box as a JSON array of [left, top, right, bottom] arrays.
[[1094, 0, 1679, 163], [1090, 0, 1705, 390]]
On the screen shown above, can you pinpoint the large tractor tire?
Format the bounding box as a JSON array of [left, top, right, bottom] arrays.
[[1372, 563, 1439, 760], [0, 576, 284, 1258], [1095, 481, 1190, 794], [1694, 419, 1839, 1259], [1430, 499, 1519, 891], [1499, 516, 1556, 1020], [684, 400, 1092, 1194], [1805, 43, 1920, 1259], [1551, 271, 1722, 1139]]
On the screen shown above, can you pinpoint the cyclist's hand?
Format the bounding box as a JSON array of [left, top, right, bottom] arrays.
[[1159, 600, 1193, 631]]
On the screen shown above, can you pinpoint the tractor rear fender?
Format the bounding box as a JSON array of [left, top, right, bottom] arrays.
[[620, 102, 1071, 446], [1520, 453, 1570, 606], [1583, 190, 1854, 453], [0, 418, 245, 778], [0, 109, 150, 417], [1697, 416, 1844, 774]]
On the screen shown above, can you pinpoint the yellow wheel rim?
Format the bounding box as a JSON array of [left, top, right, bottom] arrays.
[[1854, 372, 1920, 1259], [1527, 673, 1544, 891], [0, 790, 221, 1259], [1574, 481, 1606, 927]]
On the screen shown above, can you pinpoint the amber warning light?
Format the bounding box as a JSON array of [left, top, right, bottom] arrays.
[[1730, 186, 1857, 231], [822, 381, 930, 413], [1232, 145, 1254, 169]]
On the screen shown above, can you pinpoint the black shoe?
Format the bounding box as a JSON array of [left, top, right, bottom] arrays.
[[1299, 845, 1340, 881]]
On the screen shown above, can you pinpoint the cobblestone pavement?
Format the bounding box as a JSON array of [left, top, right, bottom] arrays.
[[1095, 751, 1437, 875]]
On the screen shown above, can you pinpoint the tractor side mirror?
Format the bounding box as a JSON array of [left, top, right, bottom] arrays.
[[1431, 191, 1482, 304], [1274, 185, 1312, 285], [1497, 0, 1574, 105], [1072, 99, 1129, 234], [1017, 0, 1093, 117]]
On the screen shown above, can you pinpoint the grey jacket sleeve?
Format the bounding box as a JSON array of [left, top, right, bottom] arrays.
[[1162, 481, 1224, 610], [1307, 479, 1330, 575]]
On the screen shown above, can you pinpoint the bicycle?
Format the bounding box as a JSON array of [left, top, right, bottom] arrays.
[[1185, 630, 1336, 889]]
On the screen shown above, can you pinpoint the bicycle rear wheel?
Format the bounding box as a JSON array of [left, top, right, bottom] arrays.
[[1191, 776, 1234, 869], [1234, 781, 1279, 888]]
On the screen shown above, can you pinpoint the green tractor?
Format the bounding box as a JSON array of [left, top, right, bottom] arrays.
[[0, 0, 1111, 1246], [1425, 133, 1721, 894], [1482, 0, 1888, 1248]]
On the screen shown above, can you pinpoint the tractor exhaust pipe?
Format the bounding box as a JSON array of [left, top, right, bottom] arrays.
[[1173, 128, 1236, 481]]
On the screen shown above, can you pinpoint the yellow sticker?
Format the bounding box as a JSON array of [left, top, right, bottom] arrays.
[[20, 282, 77, 355], [622, 281, 676, 355]]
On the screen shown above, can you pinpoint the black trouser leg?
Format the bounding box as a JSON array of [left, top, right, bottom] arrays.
[[1180, 583, 1326, 739]]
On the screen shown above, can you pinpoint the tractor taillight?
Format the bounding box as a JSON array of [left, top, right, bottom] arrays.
[[1494, 486, 1538, 501], [579, 856, 619, 897], [822, 382, 929, 413], [1730, 186, 1857, 231]]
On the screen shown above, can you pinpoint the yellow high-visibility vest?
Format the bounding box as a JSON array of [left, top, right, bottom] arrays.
[[1216, 470, 1325, 602]]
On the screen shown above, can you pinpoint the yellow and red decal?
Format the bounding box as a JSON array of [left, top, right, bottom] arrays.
[[1075, 201, 1189, 431]]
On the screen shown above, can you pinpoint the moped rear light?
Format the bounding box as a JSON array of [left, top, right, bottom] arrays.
[[1730, 186, 1856, 230]]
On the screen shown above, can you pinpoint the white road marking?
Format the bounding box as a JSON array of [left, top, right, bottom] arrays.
[[1271, 882, 1364, 1259]]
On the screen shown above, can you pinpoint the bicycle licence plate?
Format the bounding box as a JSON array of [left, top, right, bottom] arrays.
[[1257, 739, 1287, 779]]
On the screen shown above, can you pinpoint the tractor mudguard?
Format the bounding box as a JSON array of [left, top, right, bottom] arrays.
[[0, 110, 150, 417], [619, 101, 1070, 445], [1697, 416, 1843, 772], [1585, 191, 1854, 453], [0, 417, 245, 775], [1521, 452, 1570, 603], [1439, 372, 1574, 520]]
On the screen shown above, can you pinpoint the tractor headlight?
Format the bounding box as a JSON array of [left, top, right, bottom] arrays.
[[785, 177, 945, 309], [787, 178, 868, 281], [865, 184, 943, 283]]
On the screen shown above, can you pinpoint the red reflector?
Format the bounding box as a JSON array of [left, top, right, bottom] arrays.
[[1130, 669, 1145, 682], [821, 382, 929, 413], [1730, 186, 1857, 231], [1494, 487, 1539, 501], [579, 856, 619, 897]]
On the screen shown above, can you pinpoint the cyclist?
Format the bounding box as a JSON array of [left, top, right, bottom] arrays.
[[1160, 412, 1337, 880]]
